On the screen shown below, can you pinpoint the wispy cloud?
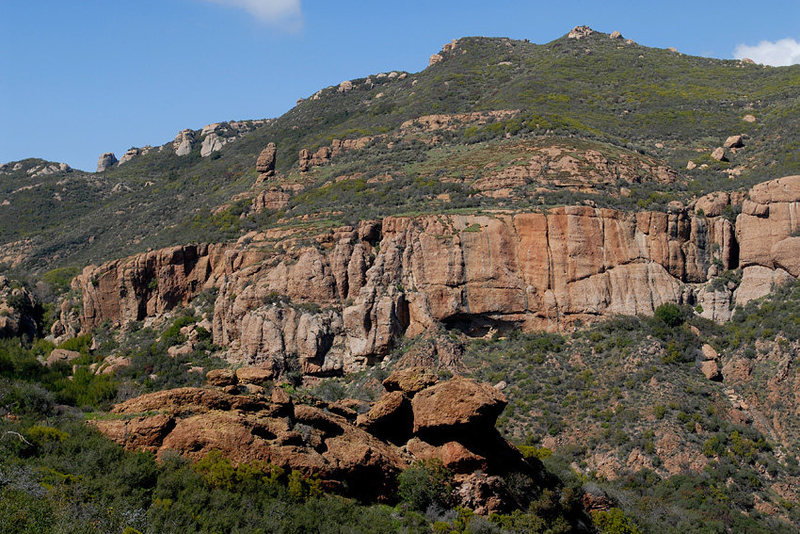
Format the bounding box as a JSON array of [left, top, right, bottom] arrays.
[[200, 0, 302, 28], [734, 38, 800, 66]]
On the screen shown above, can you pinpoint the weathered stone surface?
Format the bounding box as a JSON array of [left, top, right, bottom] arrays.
[[406, 437, 487, 473], [173, 129, 196, 156], [382, 366, 438, 395], [697, 287, 734, 323], [201, 133, 227, 157], [92, 414, 174, 452], [734, 266, 794, 307], [700, 360, 721, 380], [74, 243, 260, 330], [251, 189, 290, 212], [256, 142, 277, 175], [206, 368, 237, 387], [411, 377, 507, 435], [695, 192, 730, 217], [701, 344, 719, 361], [453, 473, 509, 515], [724, 135, 744, 149], [749, 175, 800, 204], [429, 53, 443, 66], [236, 366, 273, 384], [98, 355, 131, 375], [64, 175, 800, 376], [118, 146, 152, 165], [110, 387, 267, 415], [94, 376, 531, 508], [734, 176, 800, 303], [96, 152, 117, 172], [568, 26, 594, 40]]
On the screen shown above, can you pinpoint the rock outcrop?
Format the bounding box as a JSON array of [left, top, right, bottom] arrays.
[[429, 39, 459, 66], [93, 375, 534, 512], [66, 244, 263, 330], [63, 176, 800, 379], [173, 129, 196, 156], [251, 189, 290, 212], [735, 175, 800, 306], [118, 146, 153, 165], [256, 142, 277, 178], [96, 152, 117, 172], [297, 137, 373, 172], [0, 276, 37, 339], [201, 133, 226, 157], [568, 26, 595, 40]]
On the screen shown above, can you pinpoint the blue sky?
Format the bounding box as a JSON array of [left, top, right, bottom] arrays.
[[2, 0, 799, 171]]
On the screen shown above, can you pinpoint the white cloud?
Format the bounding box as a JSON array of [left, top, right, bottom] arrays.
[[734, 38, 800, 66], [201, 0, 301, 27]]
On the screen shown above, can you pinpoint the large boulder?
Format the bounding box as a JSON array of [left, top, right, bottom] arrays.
[[411, 377, 507, 436], [236, 366, 273, 385], [724, 135, 744, 149], [206, 368, 237, 387], [96, 385, 407, 501], [94, 374, 536, 510], [173, 129, 196, 156], [96, 152, 117, 172], [406, 437, 488, 473], [256, 143, 277, 176], [382, 366, 438, 396]]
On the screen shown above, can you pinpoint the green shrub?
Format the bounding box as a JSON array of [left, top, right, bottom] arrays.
[[56, 333, 92, 353], [397, 459, 454, 512], [592, 508, 642, 534], [654, 303, 684, 328]]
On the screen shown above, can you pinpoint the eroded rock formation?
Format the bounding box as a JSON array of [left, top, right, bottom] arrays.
[[96, 152, 117, 172], [62, 176, 800, 379], [256, 142, 277, 178], [92, 373, 532, 512], [59, 244, 263, 333]]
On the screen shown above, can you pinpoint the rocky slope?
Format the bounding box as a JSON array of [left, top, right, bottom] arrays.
[[55, 175, 800, 380]]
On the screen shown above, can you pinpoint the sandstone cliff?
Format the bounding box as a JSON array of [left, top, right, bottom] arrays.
[[60, 176, 800, 378]]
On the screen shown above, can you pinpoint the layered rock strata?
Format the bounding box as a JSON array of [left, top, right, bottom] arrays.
[[63, 176, 800, 377]]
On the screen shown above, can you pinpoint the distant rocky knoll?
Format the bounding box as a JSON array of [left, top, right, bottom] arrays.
[[53, 175, 800, 377], [93, 369, 533, 513]]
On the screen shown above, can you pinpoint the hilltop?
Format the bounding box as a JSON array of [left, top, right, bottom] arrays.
[[2, 27, 799, 272]]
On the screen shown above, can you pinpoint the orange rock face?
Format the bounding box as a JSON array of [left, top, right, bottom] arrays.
[[411, 377, 507, 435], [68, 243, 262, 330], [93, 376, 533, 508], [63, 176, 800, 378]]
